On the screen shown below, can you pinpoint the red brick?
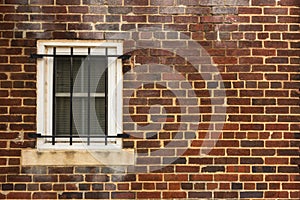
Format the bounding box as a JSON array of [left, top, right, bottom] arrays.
[[42, 6, 66, 13], [201, 16, 224, 23], [265, 175, 289, 181], [150, 0, 173, 5], [174, 16, 199, 23], [33, 192, 57, 199], [4, 14, 28, 21], [175, 166, 200, 173], [122, 16, 147, 22], [30, 0, 54, 4], [266, 57, 289, 64], [227, 149, 250, 156], [283, 33, 300, 40], [85, 192, 109, 199], [266, 157, 289, 164], [133, 7, 158, 14], [139, 174, 162, 181], [252, 0, 275, 5], [215, 157, 238, 164], [278, 16, 299, 23], [125, 0, 148, 5], [137, 192, 161, 199], [59, 175, 83, 182], [163, 192, 186, 199], [241, 124, 264, 130], [0, 6, 15, 12], [240, 175, 263, 181], [265, 191, 289, 199], [69, 6, 89, 13], [85, 175, 109, 182], [56, 14, 81, 22], [252, 16, 276, 23], [214, 174, 238, 181], [213, 57, 237, 64], [238, 7, 262, 14], [252, 49, 276, 56], [56, 0, 80, 4], [164, 174, 188, 181], [264, 8, 288, 15], [290, 8, 300, 15], [279, 0, 300, 6], [214, 192, 238, 199], [7, 192, 31, 199], [239, 25, 263, 31], [239, 57, 263, 64], [0, 166, 20, 174], [227, 166, 250, 173], [7, 175, 32, 182], [111, 192, 135, 199]]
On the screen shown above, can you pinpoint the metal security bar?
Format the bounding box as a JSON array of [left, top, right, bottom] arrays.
[[31, 51, 130, 145], [28, 133, 130, 139], [30, 53, 131, 60], [69, 47, 74, 145], [52, 47, 57, 145]]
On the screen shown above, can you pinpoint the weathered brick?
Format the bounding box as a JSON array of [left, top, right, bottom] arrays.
[[252, 0, 275, 5], [56, 0, 80, 4], [132, 6, 158, 14], [85, 175, 109, 182], [33, 192, 57, 199], [30, 0, 54, 4], [85, 192, 109, 199], [214, 192, 238, 199], [108, 7, 131, 14], [240, 192, 263, 198], [252, 166, 276, 173], [42, 6, 66, 13], [59, 175, 83, 182], [59, 192, 83, 199], [212, 7, 237, 14]]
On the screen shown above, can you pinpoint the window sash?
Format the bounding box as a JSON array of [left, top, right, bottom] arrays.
[[50, 47, 112, 145]]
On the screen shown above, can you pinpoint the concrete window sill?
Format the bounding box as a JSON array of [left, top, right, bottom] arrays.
[[21, 149, 135, 166]]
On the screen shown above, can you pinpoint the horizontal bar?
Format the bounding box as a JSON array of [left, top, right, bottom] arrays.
[[28, 133, 130, 139], [30, 54, 131, 60], [55, 93, 105, 97]]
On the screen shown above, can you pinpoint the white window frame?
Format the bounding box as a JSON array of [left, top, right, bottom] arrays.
[[36, 40, 123, 150]]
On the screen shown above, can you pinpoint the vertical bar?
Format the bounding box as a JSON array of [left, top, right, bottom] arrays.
[[52, 48, 57, 145], [70, 48, 73, 145], [105, 48, 108, 145], [87, 48, 91, 145]]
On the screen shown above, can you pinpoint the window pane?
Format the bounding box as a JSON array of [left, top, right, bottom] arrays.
[[90, 57, 107, 93], [56, 57, 71, 93], [91, 97, 106, 135], [56, 57, 86, 93], [56, 97, 106, 136], [55, 97, 73, 135], [54, 55, 108, 137], [71, 56, 107, 93]]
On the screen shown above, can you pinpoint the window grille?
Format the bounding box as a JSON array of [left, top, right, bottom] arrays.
[[30, 49, 130, 146]]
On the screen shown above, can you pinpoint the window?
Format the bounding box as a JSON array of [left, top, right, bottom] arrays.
[[36, 40, 123, 150]]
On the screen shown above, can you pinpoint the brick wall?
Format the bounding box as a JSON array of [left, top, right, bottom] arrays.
[[0, 0, 299, 199]]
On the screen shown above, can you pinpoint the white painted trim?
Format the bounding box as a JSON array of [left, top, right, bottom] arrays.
[[36, 40, 123, 150]]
